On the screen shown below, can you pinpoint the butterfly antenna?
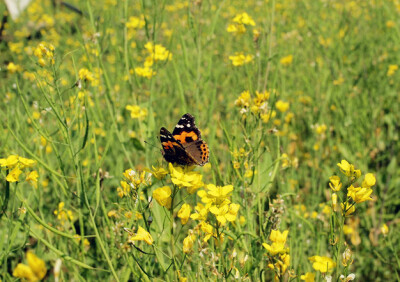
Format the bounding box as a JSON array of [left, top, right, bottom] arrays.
[[144, 140, 159, 150]]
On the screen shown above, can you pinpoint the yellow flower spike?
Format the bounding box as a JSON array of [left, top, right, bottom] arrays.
[[6, 167, 23, 182], [329, 175, 342, 191], [129, 226, 153, 245], [362, 173, 376, 188], [308, 256, 336, 273], [300, 272, 315, 282], [152, 186, 172, 209], [178, 204, 191, 225]]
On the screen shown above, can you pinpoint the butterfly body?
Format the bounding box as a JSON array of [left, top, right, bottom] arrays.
[[160, 113, 209, 166]]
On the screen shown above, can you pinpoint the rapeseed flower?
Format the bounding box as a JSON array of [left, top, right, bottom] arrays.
[[229, 52, 253, 66], [152, 186, 172, 209], [13, 251, 47, 282], [347, 185, 373, 203], [125, 105, 148, 119], [262, 229, 289, 256], [275, 100, 290, 113], [387, 64, 398, 76], [329, 175, 342, 191], [337, 160, 361, 179], [1, 155, 37, 183], [308, 255, 336, 273], [26, 171, 39, 188], [169, 163, 203, 193], [182, 230, 196, 253], [280, 55, 293, 66], [7, 62, 22, 74], [300, 272, 315, 282], [178, 203, 191, 224], [129, 226, 153, 245]]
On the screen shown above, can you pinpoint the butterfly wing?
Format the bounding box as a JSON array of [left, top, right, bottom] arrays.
[[160, 127, 197, 166]]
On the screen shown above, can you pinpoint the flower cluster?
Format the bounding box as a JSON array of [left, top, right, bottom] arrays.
[[229, 52, 254, 67], [118, 168, 152, 198], [227, 12, 256, 35], [53, 202, 74, 225], [134, 42, 172, 79], [330, 160, 376, 216], [0, 155, 38, 187], [125, 105, 148, 120], [262, 229, 291, 280], [13, 251, 47, 282], [33, 41, 55, 67]]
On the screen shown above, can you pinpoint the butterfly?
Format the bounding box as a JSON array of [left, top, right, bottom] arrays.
[[160, 113, 209, 166]]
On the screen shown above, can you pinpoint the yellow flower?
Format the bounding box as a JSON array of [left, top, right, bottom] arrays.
[[337, 160, 361, 179], [125, 105, 148, 119], [144, 42, 172, 62], [233, 12, 256, 26], [329, 175, 342, 191], [6, 167, 23, 182], [129, 226, 154, 245], [275, 100, 290, 113], [280, 55, 293, 66], [13, 251, 47, 282], [381, 223, 389, 236], [341, 202, 355, 216], [178, 204, 191, 225], [26, 171, 39, 188], [201, 184, 233, 205], [152, 186, 172, 209], [234, 90, 251, 108], [126, 16, 145, 29], [182, 231, 196, 253], [149, 166, 168, 180], [347, 185, 373, 203], [169, 163, 204, 193], [229, 52, 254, 66], [387, 64, 398, 77], [0, 155, 20, 169], [226, 23, 246, 34], [134, 66, 156, 79], [19, 157, 37, 169], [300, 272, 315, 282], [362, 173, 376, 188], [308, 256, 336, 273], [262, 229, 289, 256], [78, 68, 95, 82], [7, 62, 22, 74], [190, 203, 209, 222], [209, 203, 229, 225]]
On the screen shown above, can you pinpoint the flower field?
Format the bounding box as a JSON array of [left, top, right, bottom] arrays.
[[1, 0, 399, 281]]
